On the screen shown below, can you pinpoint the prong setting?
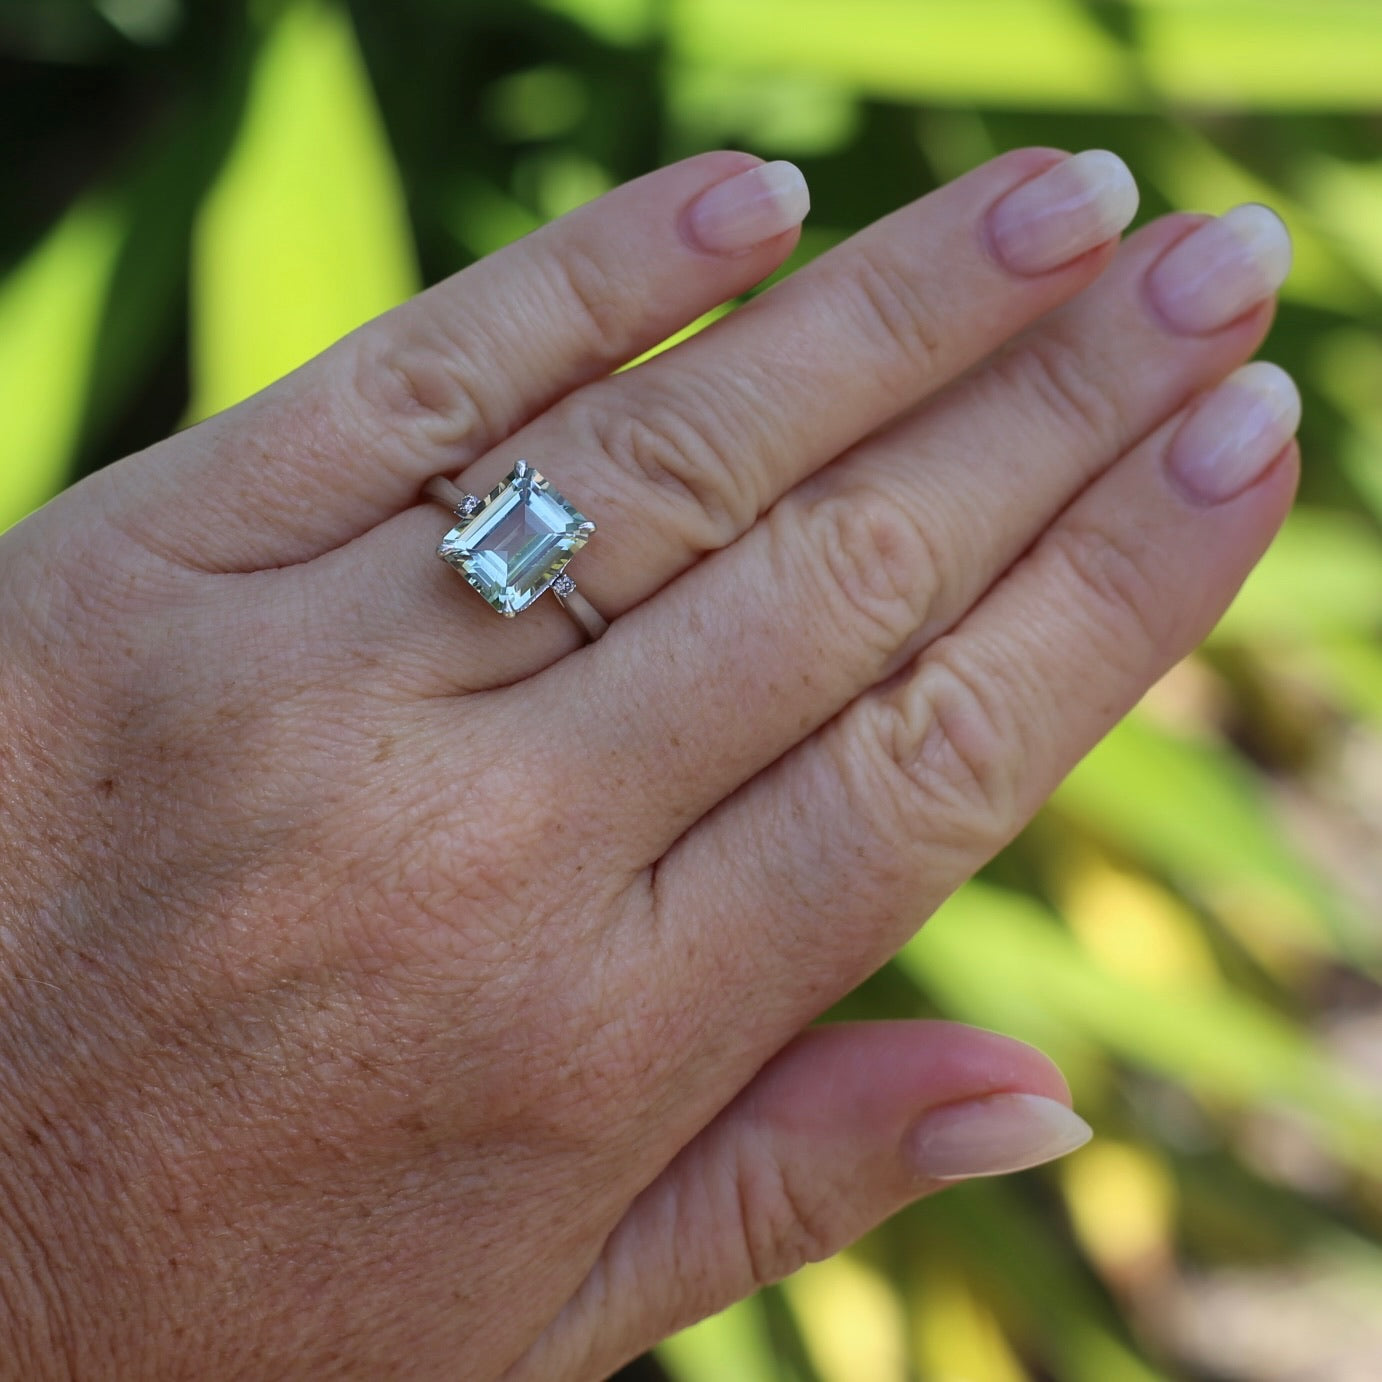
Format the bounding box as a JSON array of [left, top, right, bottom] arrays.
[[436, 461, 593, 616]]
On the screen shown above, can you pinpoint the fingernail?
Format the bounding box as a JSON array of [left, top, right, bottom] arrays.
[[1147, 203, 1293, 335], [986, 149, 1139, 276], [906, 1093, 1092, 1180], [684, 160, 810, 256], [1167, 361, 1302, 505]]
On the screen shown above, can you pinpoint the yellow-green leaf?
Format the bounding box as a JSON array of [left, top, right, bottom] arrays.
[[659, 1293, 782, 1382], [0, 199, 125, 531], [189, 0, 418, 420], [1214, 507, 1382, 643], [1137, 0, 1382, 109], [1052, 713, 1360, 958], [900, 882, 1382, 1168], [668, 0, 1137, 109]]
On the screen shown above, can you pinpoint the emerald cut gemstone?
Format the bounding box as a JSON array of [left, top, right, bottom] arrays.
[[437, 460, 593, 616]]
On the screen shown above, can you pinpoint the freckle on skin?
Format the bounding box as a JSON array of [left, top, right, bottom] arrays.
[[97, 777, 116, 795], [373, 734, 396, 763]]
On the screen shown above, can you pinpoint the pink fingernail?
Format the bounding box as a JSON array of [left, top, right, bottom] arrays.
[[986, 149, 1139, 276], [1167, 361, 1302, 505], [906, 1093, 1092, 1181], [1146, 203, 1293, 335], [684, 160, 810, 256]]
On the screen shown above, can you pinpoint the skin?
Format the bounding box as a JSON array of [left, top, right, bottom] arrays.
[[0, 148, 1295, 1379]]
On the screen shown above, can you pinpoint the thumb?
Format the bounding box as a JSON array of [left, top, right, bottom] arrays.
[[512, 1020, 1091, 1381]]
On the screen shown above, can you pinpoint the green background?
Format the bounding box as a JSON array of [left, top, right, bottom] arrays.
[[3, 1, 1382, 1377]]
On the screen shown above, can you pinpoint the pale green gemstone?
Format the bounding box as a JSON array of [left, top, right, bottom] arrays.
[[437, 462, 592, 616]]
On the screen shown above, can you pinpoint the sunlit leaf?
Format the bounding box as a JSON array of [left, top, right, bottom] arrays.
[[535, 0, 656, 45], [900, 883, 1382, 1168], [659, 1293, 784, 1382], [1302, 637, 1382, 724], [908, 1258, 1029, 1382], [189, 0, 418, 420], [668, 0, 1382, 112], [0, 199, 124, 531], [1061, 1141, 1176, 1284], [1213, 508, 1382, 643], [783, 1255, 908, 1382], [1136, 0, 1382, 109], [912, 1183, 1171, 1382], [668, 0, 1137, 109], [1058, 855, 1223, 989], [1052, 713, 1362, 958], [1294, 153, 1382, 299]]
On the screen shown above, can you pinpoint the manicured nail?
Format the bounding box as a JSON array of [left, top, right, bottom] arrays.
[[1167, 361, 1301, 505], [1147, 203, 1293, 335], [684, 160, 810, 255], [906, 1093, 1092, 1180], [986, 149, 1139, 276]]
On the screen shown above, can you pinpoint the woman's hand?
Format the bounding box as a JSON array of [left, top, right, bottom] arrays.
[[0, 148, 1296, 1379]]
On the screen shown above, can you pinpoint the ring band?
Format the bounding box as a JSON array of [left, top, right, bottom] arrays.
[[424, 461, 607, 642]]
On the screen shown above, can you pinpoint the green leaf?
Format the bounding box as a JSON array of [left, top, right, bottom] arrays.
[[909, 1184, 1172, 1382], [536, 0, 657, 45], [1301, 636, 1382, 724], [668, 0, 1138, 109], [1212, 507, 1382, 643], [1051, 713, 1364, 959], [666, 0, 1382, 112], [1294, 152, 1382, 299], [899, 882, 1382, 1169], [188, 0, 418, 420], [0, 198, 125, 532], [659, 1293, 787, 1382], [1135, 0, 1382, 110]]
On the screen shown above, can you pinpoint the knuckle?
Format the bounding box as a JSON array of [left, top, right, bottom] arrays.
[[1003, 327, 1120, 446], [549, 240, 629, 358], [1044, 520, 1164, 662], [349, 324, 495, 455], [847, 246, 946, 382], [572, 376, 756, 546], [800, 484, 943, 653], [871, 642, 1024, 848], [733, 1134, 839, 1287]]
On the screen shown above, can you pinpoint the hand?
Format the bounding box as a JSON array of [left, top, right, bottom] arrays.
[[0, 147, 1296, 1379]]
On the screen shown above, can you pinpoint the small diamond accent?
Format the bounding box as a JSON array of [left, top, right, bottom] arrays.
[[455, 494, 483, 518], [551, 573, 576, 598], [437, 460, 593, 616]]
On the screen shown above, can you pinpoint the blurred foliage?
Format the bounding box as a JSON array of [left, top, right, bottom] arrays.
[[3, 0, 1381, 1377]]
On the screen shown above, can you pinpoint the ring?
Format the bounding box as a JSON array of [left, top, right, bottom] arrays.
[[424, 460, 607, 642]]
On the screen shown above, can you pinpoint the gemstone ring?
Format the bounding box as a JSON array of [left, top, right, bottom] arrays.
[[423, 460, 608, 642]]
